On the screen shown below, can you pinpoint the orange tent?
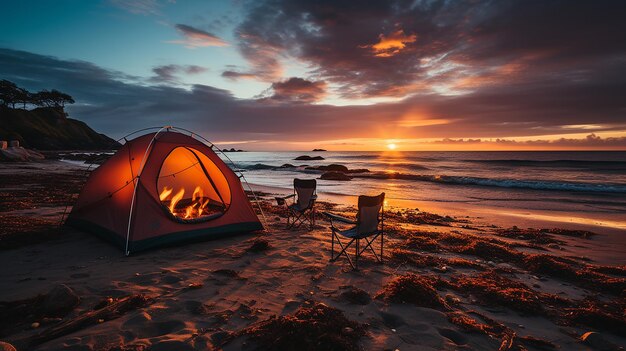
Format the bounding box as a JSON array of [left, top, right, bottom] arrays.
[[66, 128, 263, 254]]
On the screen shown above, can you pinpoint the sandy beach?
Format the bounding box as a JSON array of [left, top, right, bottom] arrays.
[[0, 160, 624, 351]]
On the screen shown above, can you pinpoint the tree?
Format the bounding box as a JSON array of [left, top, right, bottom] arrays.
[[0, 80, 19, 108], [0, 80, 75, 110], [51, 89, 75, 107], [33, 89, 75, 108], [15, 88, 31, 109]]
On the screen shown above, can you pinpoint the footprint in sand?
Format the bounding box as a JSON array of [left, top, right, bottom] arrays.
[[122, 312, 186, 338], [160, 274, 184, 284], [437, 327, 468, 345]]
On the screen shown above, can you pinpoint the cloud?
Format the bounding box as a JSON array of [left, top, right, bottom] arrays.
[[362, 29, 417, 57], [431, 134, 626, 148], [260, 77, 327, 103], [233, 0, 626, 99], [1, 48, 625, 150], [150, 64, 207, 83], [108, 0, 164, 15], [221, 70, 257, 80], [169, 24, 228, 49]]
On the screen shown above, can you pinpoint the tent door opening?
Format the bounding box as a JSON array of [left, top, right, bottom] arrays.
[[157, 146, 231, 223]]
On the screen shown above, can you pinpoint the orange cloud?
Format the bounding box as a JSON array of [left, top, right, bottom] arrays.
[[169, 24, 228, 49], [364, 29, 417, 57]]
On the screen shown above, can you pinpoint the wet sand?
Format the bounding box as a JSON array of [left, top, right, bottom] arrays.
[[0, 160, 625, 351]]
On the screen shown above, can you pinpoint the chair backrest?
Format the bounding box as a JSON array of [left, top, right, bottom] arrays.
[[294, 178, 316, 209], [356, 192, 385, 235]]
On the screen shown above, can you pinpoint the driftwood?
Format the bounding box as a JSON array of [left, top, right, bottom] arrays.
[[24, 294, 151, 348]]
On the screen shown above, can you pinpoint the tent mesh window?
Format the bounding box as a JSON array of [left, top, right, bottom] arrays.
[[157, 147, 231, 223]]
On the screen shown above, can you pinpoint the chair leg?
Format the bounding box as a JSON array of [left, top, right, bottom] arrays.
[[381, 232, 384, 263], [330, 234, 355, 269], [355, 239, 359, 270], [330, 228, 335, 261]]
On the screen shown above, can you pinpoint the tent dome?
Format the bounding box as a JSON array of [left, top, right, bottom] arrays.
[[66, 128, 263, 254]]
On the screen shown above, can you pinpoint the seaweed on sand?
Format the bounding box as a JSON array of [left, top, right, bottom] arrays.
[[494, 227, 565, 245], [445, 271, 553, 315], [376, 273, 450, 310], [561, 297, 626, 336], [400, 236, 441, 252], [522, 254, 626, 295], [386, 209, 455, 226], [228, 302, 366, 351], [447, 311, 557, 351], [388, 248, 483, 270]]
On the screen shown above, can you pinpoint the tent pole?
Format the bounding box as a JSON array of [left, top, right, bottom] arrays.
[[124, 126, 169, 255]]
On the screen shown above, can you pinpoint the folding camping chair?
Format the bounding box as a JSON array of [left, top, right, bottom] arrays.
[[323, 192, 385, 270], [275, 178, 317, 229]]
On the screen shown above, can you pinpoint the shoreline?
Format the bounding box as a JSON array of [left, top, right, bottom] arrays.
[[249, 183, 626, 266]]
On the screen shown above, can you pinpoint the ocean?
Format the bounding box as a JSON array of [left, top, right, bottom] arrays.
[[223, 151, 626, 233]]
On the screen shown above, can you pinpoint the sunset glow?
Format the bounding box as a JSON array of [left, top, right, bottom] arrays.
[[0, 1, 624, 151]]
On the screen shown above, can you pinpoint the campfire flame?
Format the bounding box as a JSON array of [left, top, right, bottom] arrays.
[[159, 186, 173, 201], [160, 186, 210, 219]]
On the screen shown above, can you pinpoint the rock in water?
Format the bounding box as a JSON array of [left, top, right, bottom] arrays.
[[580, 332, 622, 351], [294, 155, 324, 160], [320, 171, 352, 181], [42, 284, 80, 317], [0, 342, 17, 351]]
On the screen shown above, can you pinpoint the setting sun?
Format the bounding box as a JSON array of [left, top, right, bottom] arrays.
[[387, 143, 397, 150]]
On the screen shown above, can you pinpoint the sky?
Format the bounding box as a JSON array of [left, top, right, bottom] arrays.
[[1, 0, 626, 151]]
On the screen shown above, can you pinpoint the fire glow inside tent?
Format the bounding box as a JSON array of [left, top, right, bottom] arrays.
[[66, 127, 263, 254]]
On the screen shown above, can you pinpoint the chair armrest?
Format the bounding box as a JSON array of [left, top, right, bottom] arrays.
[[323, 211, 356, 224], [275, 193, 296, 206]]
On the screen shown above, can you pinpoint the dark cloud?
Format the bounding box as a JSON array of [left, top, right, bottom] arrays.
[[171, 24, 228, 48], [234, 0, 626, 99], [260, 77, 327, 103], [151, 64, 207, 83]]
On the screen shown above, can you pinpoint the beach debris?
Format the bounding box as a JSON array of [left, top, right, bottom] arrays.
[[444, 271, 550, 315], [402, 210, 455, 226], [562, 298, 626, 336], [522, 254, 626, 295], [225, 302, 365, 351], [339, 286, 371, 305], [580, 331, 623, 351], [376, 273, 449, 310], [26, 294, 151, 348], [445, 294, 461, 305], [187, 282, 203, 289]]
